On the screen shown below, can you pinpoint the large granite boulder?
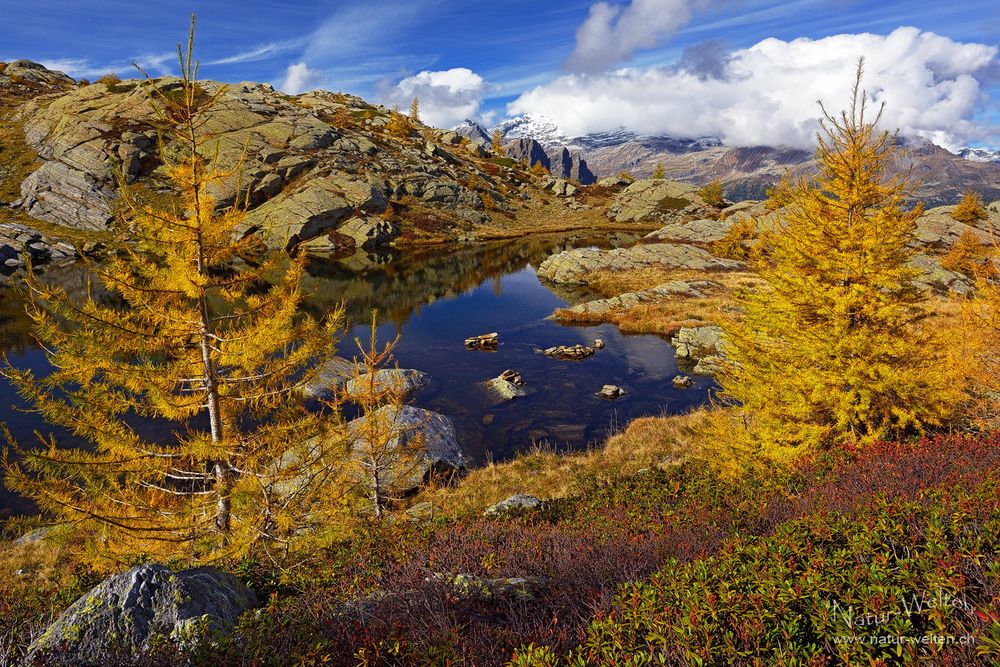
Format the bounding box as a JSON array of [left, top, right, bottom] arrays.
[[347, 406, 465, 490], [537, 243, 743, 285], [243, 174, 387, 250], [26, 564, 258, 665], [344, 368, 429, 398], [914, 206, 993, 250]]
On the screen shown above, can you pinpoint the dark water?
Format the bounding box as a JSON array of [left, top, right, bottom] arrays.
[[0, 232, 715, 515]]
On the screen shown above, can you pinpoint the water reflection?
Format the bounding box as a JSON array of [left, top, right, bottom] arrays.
[[0, 231, 714, 515]]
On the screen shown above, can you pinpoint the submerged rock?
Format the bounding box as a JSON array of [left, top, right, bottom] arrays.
[[27, 564, 258, 665], [599, 384, 626, 399], [672, 375, 693, 389]]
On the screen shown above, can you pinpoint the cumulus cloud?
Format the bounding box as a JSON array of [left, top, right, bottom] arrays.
[[512, 28, 999, 150], [280, 62, 323, 95], [565, 0, 697, 73], [379, 68, 487, 128]]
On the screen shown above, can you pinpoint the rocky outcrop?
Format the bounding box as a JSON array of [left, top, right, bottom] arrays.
[[27, 564, 258, 665], [504, 138, 549, 169], [608, 179, 709, 223], [537, 243, 743, 284], [0, 222, 77, 277], [909, 254, 974, 294], [914, 205, 994, 249], [672, 325, 724, 375], [5, 71, 509, 247], [643, 217, 735, 244], [347, 406, 465, 490], [546, 146, 596, 184], [558, 280, 713, 317], [0, 59, 74, 89]]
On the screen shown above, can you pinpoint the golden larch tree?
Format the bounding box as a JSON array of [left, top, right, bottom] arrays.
[[409, 96, 420, 123], [491, 128, 504, 155], [951, 190, 988, 224], [651, 162, 665, 179], [2, 19, 347, 564], [718, 59, 957, 451]]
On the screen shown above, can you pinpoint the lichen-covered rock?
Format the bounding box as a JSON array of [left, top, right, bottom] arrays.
[[608, 179, 705, 222], [346, 406, 465, 490], [537, 243, 742, 285], [484, 493, 542, 517], [26, 564, 258, 666], [909, 254, 974, 294], [300, 356, 355, 400], [558, 280, 714, 317], [671, 325, 723, 360], [345, 368, 429, 398], [643, 217, 734, 244], [914, 206, 993, 249]]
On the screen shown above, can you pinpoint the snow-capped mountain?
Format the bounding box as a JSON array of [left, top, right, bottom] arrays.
[[491, 114, 570, 148], [958, 147, 1000, 164]]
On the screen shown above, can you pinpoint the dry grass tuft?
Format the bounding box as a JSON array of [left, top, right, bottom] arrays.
[[554, 267, 764, 336], [430, 409, 713, 516]]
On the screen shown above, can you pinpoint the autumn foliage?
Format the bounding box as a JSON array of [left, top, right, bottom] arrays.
[[2, 20, 347, 565], [718, 59, 956, 452]]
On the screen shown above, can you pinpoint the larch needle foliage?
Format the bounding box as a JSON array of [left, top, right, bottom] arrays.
[[2, 19, 348, 565], [719, 59, 955, 452]]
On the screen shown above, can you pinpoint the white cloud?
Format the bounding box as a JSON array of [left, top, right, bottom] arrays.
[[280, 62, 323, 95], [379, 68, 487, 128], [565, 0, 697, 73], [511, 28, 999, 150]]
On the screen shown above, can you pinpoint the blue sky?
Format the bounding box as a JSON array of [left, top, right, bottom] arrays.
[[3, 0, 998, 147]]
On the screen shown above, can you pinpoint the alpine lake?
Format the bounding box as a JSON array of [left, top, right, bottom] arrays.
[[0, 232, 716, 515]]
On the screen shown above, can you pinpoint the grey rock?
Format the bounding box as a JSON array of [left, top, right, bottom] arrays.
[[671, 325, 723, 360], [609, 179, 705, 222], [503, 138, 548, 170], [338, 216, 400, 250], [909, 254, 974, 295], [546, 146, 595, 184], [483, 493, 542, 517], [27, 564, 258, 665], [345, 368, 429, 398], [537, 243, 743, 285], [643, 217, 734, 244], [599, 384, 625, 399], [559, 281, 714, 317], [347, 406, 465, 490], [301, 356, 355, 400]]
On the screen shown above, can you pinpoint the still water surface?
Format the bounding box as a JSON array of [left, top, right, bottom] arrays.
[[0, 232, 715, 515]]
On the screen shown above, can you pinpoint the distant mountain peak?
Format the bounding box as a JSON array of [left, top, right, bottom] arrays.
[[958, 147, 1000, 164]]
